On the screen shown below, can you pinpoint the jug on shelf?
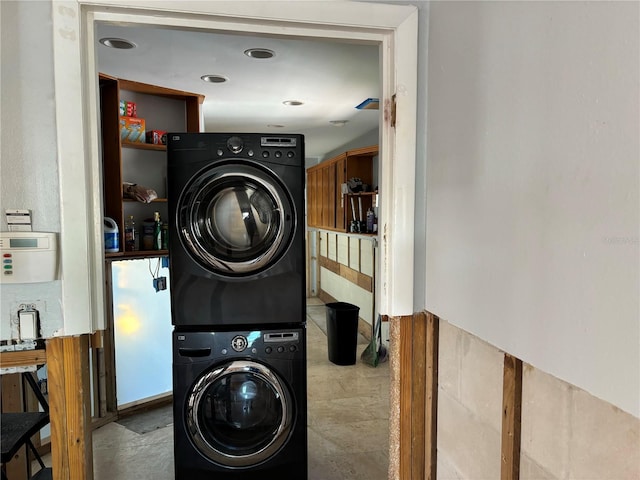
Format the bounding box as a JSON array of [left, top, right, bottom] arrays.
[[104, 217, 120, 253]]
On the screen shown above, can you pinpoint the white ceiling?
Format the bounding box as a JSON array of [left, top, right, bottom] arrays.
[[95, 23, 381, 159]]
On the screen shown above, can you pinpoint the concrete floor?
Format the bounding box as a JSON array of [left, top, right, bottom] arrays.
[[79, 298, 389, 479]]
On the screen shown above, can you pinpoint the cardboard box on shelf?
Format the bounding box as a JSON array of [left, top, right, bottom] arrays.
[[146, 130, 167, 145], [119, 100, 137, 117], [120, 116, 146, 144]]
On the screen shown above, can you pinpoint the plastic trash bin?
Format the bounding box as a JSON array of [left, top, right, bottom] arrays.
[[325, 302, 360, 365]]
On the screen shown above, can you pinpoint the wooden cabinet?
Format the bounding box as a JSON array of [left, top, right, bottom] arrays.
[[99, 74, 203, 259], [306, 145, 378, 232]]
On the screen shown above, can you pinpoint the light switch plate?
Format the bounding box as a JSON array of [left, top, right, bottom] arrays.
[[19, 310, 38, 340]]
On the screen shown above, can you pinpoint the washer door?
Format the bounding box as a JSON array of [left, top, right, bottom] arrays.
[[186, 360, 294, 468], [176, 161, 295, 277]]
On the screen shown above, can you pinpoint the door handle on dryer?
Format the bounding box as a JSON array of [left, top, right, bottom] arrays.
[[179, 347, 212, 357]]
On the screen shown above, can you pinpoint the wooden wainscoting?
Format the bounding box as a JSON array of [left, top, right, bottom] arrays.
[[47, 335, 94, 480], [396, 312, 439, 480], [501, 354, 523, 480], [394, 311, 524, 480]]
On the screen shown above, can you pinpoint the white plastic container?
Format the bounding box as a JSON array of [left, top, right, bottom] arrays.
[[104, 217, 120, 253]]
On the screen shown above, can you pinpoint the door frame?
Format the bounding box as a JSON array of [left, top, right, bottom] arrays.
[[51, 0, 418, 335]]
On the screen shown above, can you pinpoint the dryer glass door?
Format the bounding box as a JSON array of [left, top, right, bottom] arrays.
[[186, 360, 293, 467], [177, 162, 295, 276]]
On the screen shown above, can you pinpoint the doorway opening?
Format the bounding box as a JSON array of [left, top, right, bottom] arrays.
[[94, 21, 382, 413]]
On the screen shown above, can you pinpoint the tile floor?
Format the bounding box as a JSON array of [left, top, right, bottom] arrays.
[[45, 298, 391, 479]]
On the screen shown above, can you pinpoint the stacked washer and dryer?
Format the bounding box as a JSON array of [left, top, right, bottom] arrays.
[[167, 133, 307, 479]]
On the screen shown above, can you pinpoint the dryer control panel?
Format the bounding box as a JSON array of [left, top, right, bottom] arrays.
[[206, 134, 304, 166]]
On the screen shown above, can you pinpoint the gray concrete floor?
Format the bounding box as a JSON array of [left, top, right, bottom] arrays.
[[43, 298, 390, 479]]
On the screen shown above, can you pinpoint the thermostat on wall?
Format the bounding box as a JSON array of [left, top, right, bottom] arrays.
[[0, 232, 58, 284]]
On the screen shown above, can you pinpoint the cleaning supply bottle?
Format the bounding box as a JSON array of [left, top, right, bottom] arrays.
[[366, 207, 375, 233], [153, 211, 162, 250], [124, 215, 137, 251], [104, 217, 119, 253]]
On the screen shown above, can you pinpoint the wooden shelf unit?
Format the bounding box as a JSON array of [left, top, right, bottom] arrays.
[[306, 145, 378, 232], [99, 73, 203, 259]]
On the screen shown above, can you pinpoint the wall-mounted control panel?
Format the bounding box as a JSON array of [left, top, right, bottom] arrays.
[[0, 232, 58, 284]]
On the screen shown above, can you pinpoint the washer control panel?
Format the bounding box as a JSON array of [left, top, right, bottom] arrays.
[[174, 329, 304, 362], [264, 331, 299, 355]]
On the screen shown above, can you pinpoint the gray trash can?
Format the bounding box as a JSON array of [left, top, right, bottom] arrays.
[[325, 302, 360, 365]]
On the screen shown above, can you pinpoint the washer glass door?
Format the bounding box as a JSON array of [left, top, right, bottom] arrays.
[[177, 161, 295, 276], [186, 360, 293, 467]]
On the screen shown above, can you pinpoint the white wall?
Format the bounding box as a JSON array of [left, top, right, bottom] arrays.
[[0, 0, 64, 338], [423, 1, 639, 416]]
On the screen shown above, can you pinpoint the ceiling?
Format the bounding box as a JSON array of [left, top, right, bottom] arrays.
[[95, 23, 381, 160]]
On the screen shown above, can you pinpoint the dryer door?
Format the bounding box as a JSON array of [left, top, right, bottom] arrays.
[[185, 360, 294, 468], [176, 161, 295, 277]]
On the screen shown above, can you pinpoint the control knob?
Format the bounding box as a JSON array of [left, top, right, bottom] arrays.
[[227, 136, 244, 154]]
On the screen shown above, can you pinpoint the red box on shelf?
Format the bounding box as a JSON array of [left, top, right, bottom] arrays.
[[119, 100, 137, 117], [146, 130, 167, 145]]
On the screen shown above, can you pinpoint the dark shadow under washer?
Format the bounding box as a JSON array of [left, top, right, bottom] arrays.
[[173, 326, 307, 479]]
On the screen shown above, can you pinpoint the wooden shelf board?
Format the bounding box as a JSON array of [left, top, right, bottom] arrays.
[[117, 78, 204, 104], [122, 142, 166, 152], [105, 250, 169, 261], [123, 198, 167, 203]]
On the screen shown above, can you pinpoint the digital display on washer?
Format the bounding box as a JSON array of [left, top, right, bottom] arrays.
[[264, 332, 299, 342]]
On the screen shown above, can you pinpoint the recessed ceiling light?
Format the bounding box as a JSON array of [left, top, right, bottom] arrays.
[[201, 74, 228, 84], [244, 48, 275, 59], [99, 37, 136, 49], [329, 120, 349, 127], [267, 124, 285, 128], [283, 100, 304, 106]]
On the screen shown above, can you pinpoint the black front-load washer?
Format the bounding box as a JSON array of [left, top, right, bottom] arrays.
[[167, 133, 305, 328], [172, 326, 307, 479]]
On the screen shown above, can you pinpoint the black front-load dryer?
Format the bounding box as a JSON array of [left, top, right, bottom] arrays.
[[173, 326, 307, 479], [167, 133, 305, 328]]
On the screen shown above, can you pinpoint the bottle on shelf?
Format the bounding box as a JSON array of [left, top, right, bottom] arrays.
[[124, 215, 137, 251], [104, 217, 119, 253], [161, 222, 169, 250], [153, 211, 162, 250], [142, 218, 154, 251], [366, 207, 375, 233]]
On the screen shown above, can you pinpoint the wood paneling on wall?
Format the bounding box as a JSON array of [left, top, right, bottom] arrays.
[[47, 335, 93, 480], [501, 354, 523, 480], [395, 311, 523, 480]]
